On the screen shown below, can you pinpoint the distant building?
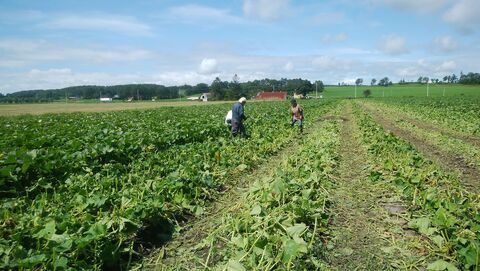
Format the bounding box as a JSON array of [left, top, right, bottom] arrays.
[[100, 97, 112, 102], [293, 93, 304, 99], [256, 91, 288, 100], [200, 93, 211, 102]]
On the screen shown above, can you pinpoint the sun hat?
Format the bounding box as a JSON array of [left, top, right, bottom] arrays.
[[239, 97, 247, 103]]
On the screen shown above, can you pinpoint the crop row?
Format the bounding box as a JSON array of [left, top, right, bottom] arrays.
[[355, 103, 480, 270], [0, 100, 338, 270], [370, 97, 480, 136], [153, 115, 340, 270]]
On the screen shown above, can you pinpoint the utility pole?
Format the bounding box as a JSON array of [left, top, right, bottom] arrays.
[[354, 84, 357, 98], [315, 81, 318, 98], [137, 89, 139, 101], [427, 81, 429, 97]]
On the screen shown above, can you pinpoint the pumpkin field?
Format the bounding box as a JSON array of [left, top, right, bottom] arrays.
[[1, 97, 479, 270]]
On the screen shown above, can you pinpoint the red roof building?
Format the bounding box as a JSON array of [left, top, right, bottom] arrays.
[[256, 91, 288, 100]]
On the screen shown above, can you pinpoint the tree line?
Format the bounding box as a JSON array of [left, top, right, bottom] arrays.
[[0, 77, 324, 103], [350, 72, 480, 87], [1, 72, 478, 103]]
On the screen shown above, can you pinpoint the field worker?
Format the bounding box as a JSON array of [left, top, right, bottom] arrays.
[[225, 109, 232, 129], [290, 99, 304, 133], [231, 97, 247, 137]]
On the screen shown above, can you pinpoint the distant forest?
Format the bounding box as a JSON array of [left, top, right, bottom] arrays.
[[0, 77, 320, 103], [0, 72, 479, 103]]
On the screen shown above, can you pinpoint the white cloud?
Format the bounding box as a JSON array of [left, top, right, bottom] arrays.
[[433, 36, 457, 52], [436, 60, 457, 72], [311, 12, 347, 25], [417, 59, 429, 67], [198, 58, 219, 75], [443, 0, 480, 33], [395, 59, 457, 79], [243, 0, 291, 21], [0, 68, 151, 93], [43, 15, 152, 36], [396, 66, 422, 78], [321, 33, 348, 43], [284, 61, 294, 71], [364, 0, 451, 13], [311, 56, 352, 70], [381, 35, 409, 55], [0, 39, 44, 52], [0, 39, 154, 67], [168, 4, 245, 24]]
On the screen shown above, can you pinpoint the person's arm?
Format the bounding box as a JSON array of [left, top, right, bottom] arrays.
[[239, 105, 245, 120]]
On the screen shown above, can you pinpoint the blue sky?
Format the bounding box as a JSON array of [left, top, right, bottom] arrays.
[[1, 0, 479, 93]]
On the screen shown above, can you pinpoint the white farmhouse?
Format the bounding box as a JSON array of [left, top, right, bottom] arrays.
[[199, 93, 211, 102]]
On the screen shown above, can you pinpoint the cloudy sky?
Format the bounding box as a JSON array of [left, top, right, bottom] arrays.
[[1, 0, 479, 93]]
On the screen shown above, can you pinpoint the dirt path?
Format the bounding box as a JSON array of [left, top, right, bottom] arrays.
[[360, 102, 480, 193], [326, 101, 430, 270], [142, 110, 337, 270]]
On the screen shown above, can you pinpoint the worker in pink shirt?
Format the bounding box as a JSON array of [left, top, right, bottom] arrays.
[[290, 99, 303, 133]]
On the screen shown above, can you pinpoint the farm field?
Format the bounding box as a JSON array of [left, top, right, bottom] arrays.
[[0, 100, 233, 117], [323, 84, 480, 98], [1, 97, 479, 270]]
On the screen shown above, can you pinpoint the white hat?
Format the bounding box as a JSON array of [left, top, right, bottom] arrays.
[[239, 97, 247, 103]]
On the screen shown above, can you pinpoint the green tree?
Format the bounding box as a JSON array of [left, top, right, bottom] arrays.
[[229, 74, 245, 99], [363, 89, 372, 98], [210, 77, 226, 100], [186, 83, 209, 96], [378, 77, 391, 86], [315, 80, 325, 93], [451, 74, 457, 83]]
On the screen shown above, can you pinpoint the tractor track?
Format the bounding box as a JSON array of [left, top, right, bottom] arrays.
[[359, 102, 480, 193]]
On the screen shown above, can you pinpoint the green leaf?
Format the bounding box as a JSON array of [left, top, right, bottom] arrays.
[[282, 237, 307, 263], [433, 207, 456, 228], [231, 235, 245, 249], [380, 246, 395, 254], [427, 260, 459, 271], [19, 254, 47, 266], [55, 256, 68, 269], [285, 223, 307, 237], [408, 217, 436, 235], [33, 220, 56, 239], [250, 205, 262, 216], [271, 179, 286, 194], [432, 235, 444, 248], [340, 247, 354, 256], [226, 260, 246, 271], [194, 206, 204, 216], [87, 222, 107, 238], [236, 164, 248, 171]]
